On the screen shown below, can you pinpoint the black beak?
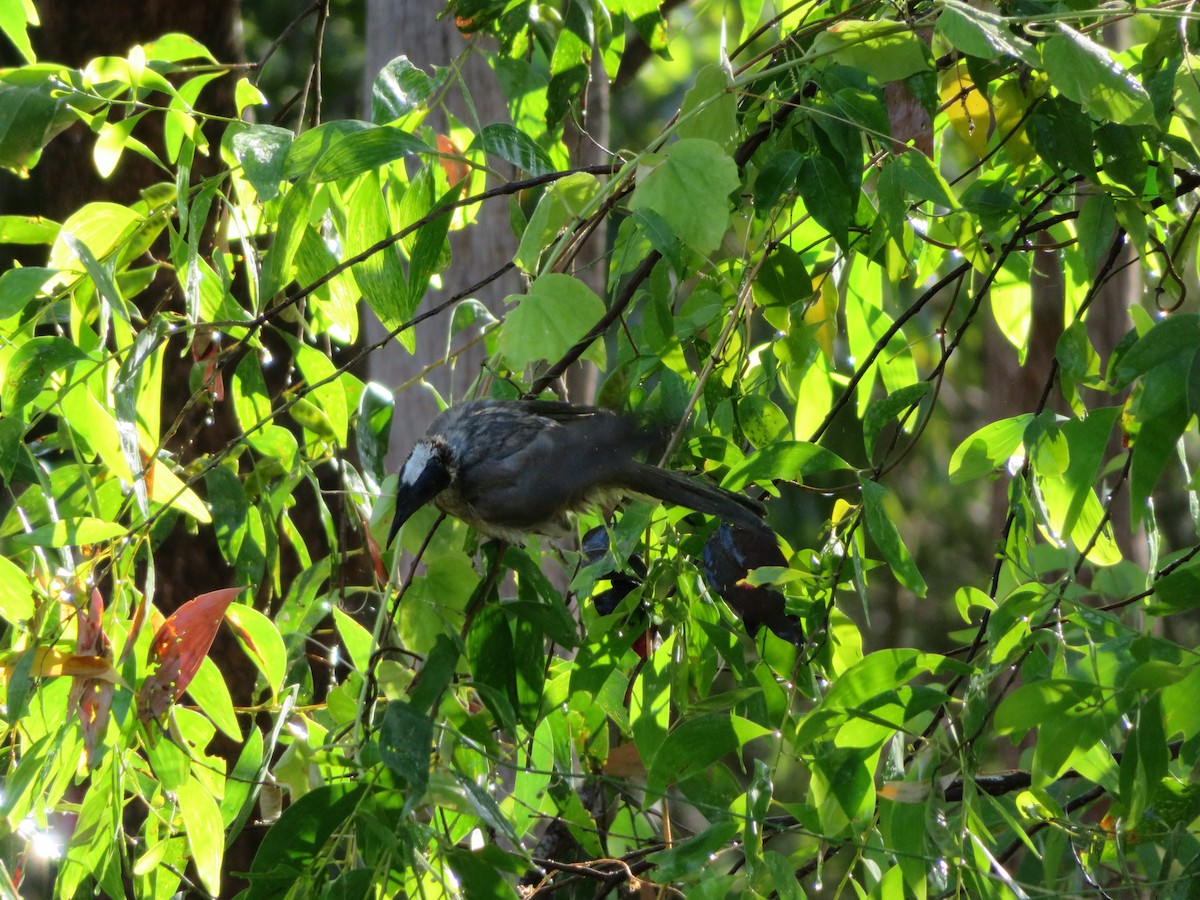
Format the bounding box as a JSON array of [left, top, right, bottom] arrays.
[[387, 444, 451, 548]]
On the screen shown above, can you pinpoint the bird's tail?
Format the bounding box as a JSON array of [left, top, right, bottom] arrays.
[[618, 463, 768, 532]]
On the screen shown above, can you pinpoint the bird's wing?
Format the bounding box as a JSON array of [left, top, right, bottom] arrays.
[[515, 398, 611, 421], [454, 407, 643, 532]]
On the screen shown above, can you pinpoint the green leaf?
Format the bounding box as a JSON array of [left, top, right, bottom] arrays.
[[994, 679, 1110, 784], [811, 743, 879, 834], [226, 603, 288, 694], [1033, 407, 1122, 564], [1, 335, 90, 413], [206, 464, 248, 565], [232, 352, 272, 432], [93, 113, 151, 178], [0, 415, 23, 481], [346, 170, 411, 334], [1041, 25, 1154, 126], [892, 150, 958, 209], [0, 555, 34, 625], [282, 120, 373, 179], [471, 123, 555, 176], [260, 181, 314, 302], [1152, 562, 1200, 613], [0, 214, 59, 243], [1129, 354, 1192, 520], [467, 603, 517, 730], [644, 821, 741, 882], [797, 153, 855, 248], [633, 634, 674, 767], [60, 230, 129, 322], [811, 20, 932, 82], [863, 382, 932, 461], [859, 478, 927, 596], [449, 769, 521, 844], [948, 414, 1034, 483], [283, 334, 349, 446], [144, 32, 217, 63], [186, 656, 241, 741], [736, 396, 789, 449], [752, 150, 804, 212], [10, 516, 125, 548], [231, 124, 293, 201], [372, 56, 433, 123], [677, 65, 737, 148], [444, 848, 522, 899], [1118, 696, 1166, 830], [332, 606, 374, 674], [937, 1, 1038, 65], [0, 265, 54, 319], [831, 86, 891, 138], [498, 273, 605, 369], [1026, 96, 1098, 178], [1114, 313, 1200, 387], [512, 612, 545, 728], [176, 776, 224, 896], [244, 783, 367, 894], [379, 701, 432, 808], [234, 77, 267, 117], [310, 125, 430, 182], [838, 650, 957, 705], [0, 0, 36, 64], [546, 0, 591, 128], [515, 171, 600, 273], [408, 635, 459, 714], [0, 72, 73, 174], [221, 726, 264, 829], [356, 383, 394, 487], [398, 166, 453, 309], [295, 227, 359, 341], [47, 202, 142, 276], [722, 441, 851, 490], [114, 317, 168, 516], [754, 244, 812, 307], [994, 678, 1093, 736], [628, 138, 739, 253], [646, 714, 771, 796]]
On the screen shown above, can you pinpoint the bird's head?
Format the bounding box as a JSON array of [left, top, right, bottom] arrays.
[[387, 438, 453, 547]]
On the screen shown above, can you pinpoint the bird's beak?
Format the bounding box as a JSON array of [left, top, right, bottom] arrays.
[[387, 445, 451, 548]]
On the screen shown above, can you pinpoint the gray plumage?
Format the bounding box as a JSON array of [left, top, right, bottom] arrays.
[[387, 399, 767, 545]]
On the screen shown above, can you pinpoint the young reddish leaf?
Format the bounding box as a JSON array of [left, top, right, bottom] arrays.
[[70, 588, 114, 767], [436, 134, 469, 188], [137, 587, 244, 723], [355, 505, 386, 582], [191, 329, 224, 401]]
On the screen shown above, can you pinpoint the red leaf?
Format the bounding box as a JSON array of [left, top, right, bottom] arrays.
[[355, 506, 387, 582], [137, 587, 244, 723]]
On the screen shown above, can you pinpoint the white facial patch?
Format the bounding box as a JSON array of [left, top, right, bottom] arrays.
[[400, 442, 438, 486]]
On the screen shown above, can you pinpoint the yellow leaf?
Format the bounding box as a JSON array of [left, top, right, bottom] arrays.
[[805, 270, 840, 362], [147, 458, 211, 523], [1, 647, 119, 681], [940, 66, 991, 160]]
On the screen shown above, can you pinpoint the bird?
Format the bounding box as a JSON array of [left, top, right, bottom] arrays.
[[386, 398, 769, 546], [702, 523, 804, 646]]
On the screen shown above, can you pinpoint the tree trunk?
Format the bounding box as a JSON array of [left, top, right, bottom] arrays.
[[363, 2, 525, 459], [363, 2, 605, 463]]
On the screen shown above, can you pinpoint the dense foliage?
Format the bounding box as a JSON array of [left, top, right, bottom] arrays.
[[2, 0, 1200, 896]]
